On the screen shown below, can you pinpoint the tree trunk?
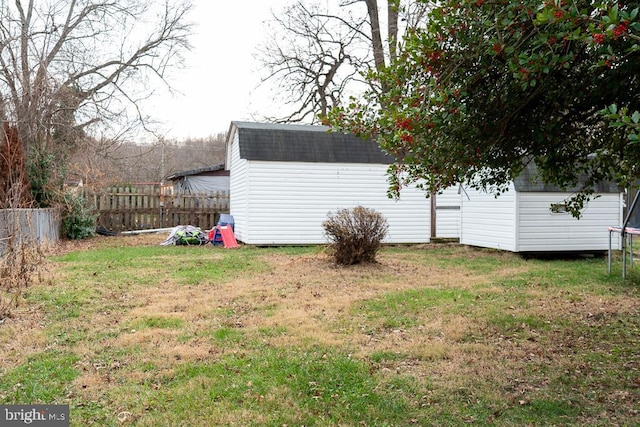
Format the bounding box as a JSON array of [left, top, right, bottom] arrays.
[[365, 0, 386, 73], [387, 0, 399, 62]]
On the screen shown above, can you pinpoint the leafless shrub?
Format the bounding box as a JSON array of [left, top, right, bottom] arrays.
[[323, 206, 388, 265], [0, 238, 44, 320]]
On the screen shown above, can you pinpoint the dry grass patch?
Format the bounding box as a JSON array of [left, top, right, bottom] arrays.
[[0, 305, 47, 370]]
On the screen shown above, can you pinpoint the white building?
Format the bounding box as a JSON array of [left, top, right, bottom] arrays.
[[225, 121, 452, 245], [460, 163, 623, 252]]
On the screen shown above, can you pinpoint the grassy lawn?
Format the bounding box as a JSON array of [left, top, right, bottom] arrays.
[[1, 235, 639, 426]]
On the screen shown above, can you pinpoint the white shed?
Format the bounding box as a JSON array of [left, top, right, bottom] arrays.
[[225, 121, 440, 245], [460, 163, 623, 252]]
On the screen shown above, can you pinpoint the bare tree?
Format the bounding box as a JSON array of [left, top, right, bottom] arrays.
[[0, 0, 193, 202], [68, 133, 227, 186], [256, 0, 428, 123], [257, 1, 368, 123]]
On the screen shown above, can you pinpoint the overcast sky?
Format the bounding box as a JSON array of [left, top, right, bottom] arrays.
[[149, 0, 291, 140]]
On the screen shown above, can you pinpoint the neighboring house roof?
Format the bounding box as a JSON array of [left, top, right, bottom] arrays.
[[230, 121, 392, 164], [514, 162, 621, 193], [163, 164, 227, 181]]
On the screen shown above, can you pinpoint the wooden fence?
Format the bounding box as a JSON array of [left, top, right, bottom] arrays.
[[84, 187, 230, 233], [0, 208, 61, 255]]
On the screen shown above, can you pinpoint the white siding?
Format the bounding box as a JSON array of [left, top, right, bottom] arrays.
[[460, 185, 623, 252], [516, 192, 623, 252], [228, 131, 250, 243], [238, 161, 430, 245], [435, 186, 461, 238], [460, 185, 518, 251]]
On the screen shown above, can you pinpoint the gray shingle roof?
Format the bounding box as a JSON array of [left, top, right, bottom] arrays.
[[231, 121, 392, 164], [163, 164, 226, 181], [514, 162, 621, 193]]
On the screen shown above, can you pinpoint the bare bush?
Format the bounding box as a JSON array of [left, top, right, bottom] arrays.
[[0, 240, 44, 320], [323, 206, 388, 265]]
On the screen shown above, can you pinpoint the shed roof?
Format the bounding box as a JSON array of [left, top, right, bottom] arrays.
[[163, 164, 226, 181], [231, 121, 392, 164], [514, 162, 621, 193]]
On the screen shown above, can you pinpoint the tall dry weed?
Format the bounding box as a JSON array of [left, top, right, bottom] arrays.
[[0, 238, 44, 320]]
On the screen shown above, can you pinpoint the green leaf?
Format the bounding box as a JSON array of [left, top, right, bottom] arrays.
[[631, 111, 640, 124], [535, 12, 549, 24], [609, 4, 619, 22]]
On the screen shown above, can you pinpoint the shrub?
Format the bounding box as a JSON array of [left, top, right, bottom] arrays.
[[322, 206, 388, 265], [60, 192, 96, 239]]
